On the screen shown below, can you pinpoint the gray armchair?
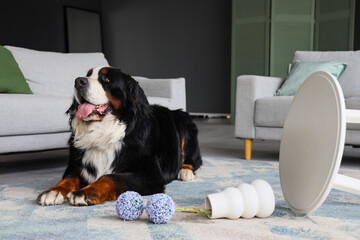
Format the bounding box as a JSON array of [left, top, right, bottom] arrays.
[[235, 51, 360, 160]]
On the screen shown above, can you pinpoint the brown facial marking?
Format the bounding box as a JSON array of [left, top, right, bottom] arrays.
[[79, 176, 127, 204], [86, 69, 93, 77], [101, 68, 109, 75], [106, 93, 121, 111], [47, 177, 80, 199]]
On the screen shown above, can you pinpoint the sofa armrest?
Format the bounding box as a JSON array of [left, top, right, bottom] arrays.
[[133, 76, 186, 111], [235, 75, 285, 139]]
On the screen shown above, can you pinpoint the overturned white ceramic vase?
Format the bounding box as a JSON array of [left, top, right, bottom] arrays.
[[205, 179, 275, 219]]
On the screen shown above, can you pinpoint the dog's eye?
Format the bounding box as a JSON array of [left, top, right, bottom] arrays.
[[102, 76, 110, 82]]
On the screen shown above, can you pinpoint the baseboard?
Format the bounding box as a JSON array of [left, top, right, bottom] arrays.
[[189, 112, 230, 118]]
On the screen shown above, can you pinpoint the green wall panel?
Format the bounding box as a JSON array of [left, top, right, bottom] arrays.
[[231, 0, 355, 121], [234, 23, 268, 75], [315, 0, 355, 51], [318, 0, 351, 13], [234, 0, 267, 18], [272, 0, 313, 15], [271, 22, 313, 77], [270, 0, 315, 78], [231, 0, 269, 122]]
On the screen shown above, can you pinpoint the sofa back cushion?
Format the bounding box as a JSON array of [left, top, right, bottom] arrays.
[[293, 51, 360, 98], [133, 76, 186, 110], [5, 46, 109, 97]]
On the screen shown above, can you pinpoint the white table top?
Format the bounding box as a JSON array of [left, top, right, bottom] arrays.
[[279, 71, 346, 214]]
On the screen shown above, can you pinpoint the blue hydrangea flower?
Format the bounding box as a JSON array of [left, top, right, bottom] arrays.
[[146, 193, 175, 224], [116, 191, 144, 221]]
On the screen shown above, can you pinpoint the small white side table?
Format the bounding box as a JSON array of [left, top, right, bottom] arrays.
[[279, 71, 360, 215]]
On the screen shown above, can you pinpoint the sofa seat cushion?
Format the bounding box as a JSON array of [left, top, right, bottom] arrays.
[[0, 94, 72, 136], [346, 97, 360, 110], [255, 96, 360, 129], [0, 94, 180, 137], [255, 96, 294, 128], [345, 97, 360, 131]]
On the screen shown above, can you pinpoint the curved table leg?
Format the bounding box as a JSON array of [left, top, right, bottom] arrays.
[[346, 109, 360, 123], [334, 174, 360, 195]]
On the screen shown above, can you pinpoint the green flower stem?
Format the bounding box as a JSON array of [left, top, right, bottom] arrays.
[[175, 208, 212, 215]]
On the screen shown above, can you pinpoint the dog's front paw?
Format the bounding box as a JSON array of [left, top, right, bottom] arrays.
[[67, 190, 91, 206], [178, 168, 197, 181], [37, 190, 65, 206]]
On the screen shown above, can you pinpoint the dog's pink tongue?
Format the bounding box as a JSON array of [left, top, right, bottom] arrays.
[[76, 103, 96, 119]]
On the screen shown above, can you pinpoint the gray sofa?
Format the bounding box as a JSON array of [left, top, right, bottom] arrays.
[[0, 46, 186, 154], [235, 50, 360, 160]]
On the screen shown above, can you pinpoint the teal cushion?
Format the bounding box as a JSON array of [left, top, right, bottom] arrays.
[[0, 45, 32, 94], [275, 61, 348, 96]]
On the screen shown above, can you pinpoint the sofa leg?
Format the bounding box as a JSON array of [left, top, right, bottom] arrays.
[[244, 139, 253, 160]]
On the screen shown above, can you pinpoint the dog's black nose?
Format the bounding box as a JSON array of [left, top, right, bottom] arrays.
[[75, 77, 88, 89]]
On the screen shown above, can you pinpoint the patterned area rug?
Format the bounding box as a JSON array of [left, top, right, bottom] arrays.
[[0, 157, 359, 240]]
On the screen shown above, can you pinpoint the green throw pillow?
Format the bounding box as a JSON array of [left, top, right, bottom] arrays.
[[274, 61, 348, 96], [0, 46, 32, 94]]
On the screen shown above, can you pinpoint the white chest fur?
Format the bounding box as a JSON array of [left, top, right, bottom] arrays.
[[71, 114, 127, 183]]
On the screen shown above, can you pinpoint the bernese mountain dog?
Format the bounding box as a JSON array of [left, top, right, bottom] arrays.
[[37, 67, 202, 206]]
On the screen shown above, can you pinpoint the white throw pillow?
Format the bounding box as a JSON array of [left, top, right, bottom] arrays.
[[5, 46, 109, 97]]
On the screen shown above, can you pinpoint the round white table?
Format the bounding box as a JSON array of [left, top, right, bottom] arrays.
[[279, 71, 360, 215]]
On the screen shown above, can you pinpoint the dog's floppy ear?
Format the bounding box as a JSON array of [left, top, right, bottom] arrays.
[[122, 76, 152, 145], [125, 77, 151, 119], [128, 78, 148, 105]]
